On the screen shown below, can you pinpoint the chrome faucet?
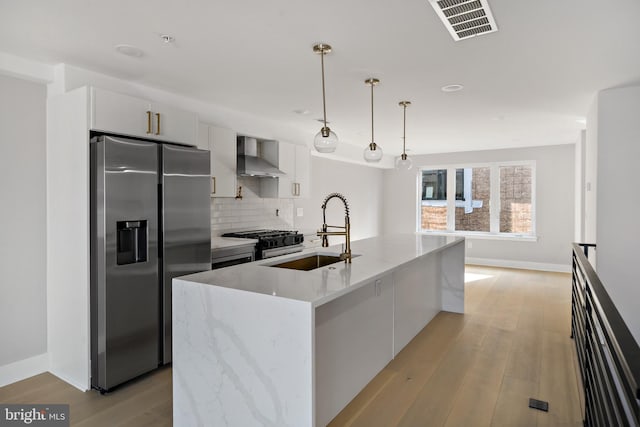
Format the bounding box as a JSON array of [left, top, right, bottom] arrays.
[[317, 193, 351, 263]]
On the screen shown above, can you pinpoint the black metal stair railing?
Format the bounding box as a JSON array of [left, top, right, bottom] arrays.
[[571, 243, 640, 427]]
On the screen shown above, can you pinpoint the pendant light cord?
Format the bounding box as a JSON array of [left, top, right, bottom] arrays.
[[321, 51, 327, 128], [402, 103, 407, 155], [370, 81, 375, 145]]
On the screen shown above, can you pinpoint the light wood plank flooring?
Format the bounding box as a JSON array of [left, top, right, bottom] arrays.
[[329, 266, 583, 427], [0, 365, 172, 426], [0, 266, 582, 426]]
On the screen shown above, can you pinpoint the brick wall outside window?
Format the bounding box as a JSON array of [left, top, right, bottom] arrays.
[[455, 167, 490, 232], [500, 166, 532, 233]]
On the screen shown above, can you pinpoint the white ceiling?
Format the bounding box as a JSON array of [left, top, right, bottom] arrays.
[[1, 0, 640, 155]]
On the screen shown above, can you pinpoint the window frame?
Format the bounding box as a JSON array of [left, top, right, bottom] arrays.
[[416, 160, 537, 241]]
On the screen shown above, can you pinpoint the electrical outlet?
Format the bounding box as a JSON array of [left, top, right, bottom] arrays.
[[467, 241, 473, 249], [297, 208, 304, 217]]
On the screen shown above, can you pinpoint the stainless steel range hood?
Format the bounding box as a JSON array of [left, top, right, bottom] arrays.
[[236, 136, 285, 178]]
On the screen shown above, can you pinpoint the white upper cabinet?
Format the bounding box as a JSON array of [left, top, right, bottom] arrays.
[[278, 142, 310, 198], [90, 87, 198, 146], [198, 122, 237, 197]]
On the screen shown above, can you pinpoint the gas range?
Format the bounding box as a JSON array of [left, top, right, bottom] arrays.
[[222, 229, 304, 260]]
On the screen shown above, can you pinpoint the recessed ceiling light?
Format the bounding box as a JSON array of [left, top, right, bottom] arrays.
[[115, 44, 144, 58], [160, 34, 175, 44], [441, 84, 464, 92], [576, 118, 587, 125], [294, 109, 311, 115]]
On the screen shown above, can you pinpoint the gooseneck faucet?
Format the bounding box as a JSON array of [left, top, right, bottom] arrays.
[[317, 193, 351, 263]]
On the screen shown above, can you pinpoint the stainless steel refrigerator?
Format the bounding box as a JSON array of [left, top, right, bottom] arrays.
[[90, 135, 211, 392]]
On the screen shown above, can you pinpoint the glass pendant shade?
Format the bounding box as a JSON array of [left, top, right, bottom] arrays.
[[314, 127, 338, 153], [363, 142, 383, 162], [395, 153, 412, 170]]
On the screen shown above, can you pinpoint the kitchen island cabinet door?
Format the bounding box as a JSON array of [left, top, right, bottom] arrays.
[[315, 275, 393, 426], [393, 256, 442, 356]]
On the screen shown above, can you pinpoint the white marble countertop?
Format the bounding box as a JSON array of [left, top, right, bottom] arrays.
[[211, 236, 258, 250], [183, 234, 464, 307]]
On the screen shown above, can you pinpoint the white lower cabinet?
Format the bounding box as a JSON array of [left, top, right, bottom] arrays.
[[197, 122, 237, 197], [90, 87, 198, 146], [315, 275, 393, 426], [393, 256, 442, 356], [315, 257, 444, 425]]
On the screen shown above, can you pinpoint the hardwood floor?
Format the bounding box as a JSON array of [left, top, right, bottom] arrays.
[[0, 366, 172, 426], [329, 266, 583, 427], [0, 266, 582, 426]]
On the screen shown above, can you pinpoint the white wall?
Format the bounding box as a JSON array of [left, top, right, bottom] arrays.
[[574, 130, 586, 242], [584, 98, 599, 244], [0, 74, 48, 384], [594, 85, 640, 343], [382, 144, 575, 271], [294, 155, 384, 244]]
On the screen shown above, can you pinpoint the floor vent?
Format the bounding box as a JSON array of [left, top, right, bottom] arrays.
[[528, 398, 549, 412], [427, 0, 498, 41]]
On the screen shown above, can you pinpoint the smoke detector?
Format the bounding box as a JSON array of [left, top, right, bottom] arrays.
[[428, 0, 498, 41]]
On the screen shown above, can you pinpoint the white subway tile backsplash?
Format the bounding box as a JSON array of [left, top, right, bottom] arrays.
[[211, 196, 295, 236]]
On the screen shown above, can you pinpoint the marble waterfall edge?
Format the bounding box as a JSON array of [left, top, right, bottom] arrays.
[[172, 280, 313, 427]]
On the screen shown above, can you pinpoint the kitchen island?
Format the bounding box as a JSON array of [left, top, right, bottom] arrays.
[[172, 234, 465, 427]]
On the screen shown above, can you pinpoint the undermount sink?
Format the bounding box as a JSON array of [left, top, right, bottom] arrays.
[[269, 254, 344, 271]]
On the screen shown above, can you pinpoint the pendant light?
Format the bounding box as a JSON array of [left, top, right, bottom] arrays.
[[313, 43, 338, 153], [395, 101, 413, 170], [363, 78, 383, 162]]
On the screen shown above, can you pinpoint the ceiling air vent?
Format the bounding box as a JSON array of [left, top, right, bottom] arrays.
[[428, 0, 498, 41]]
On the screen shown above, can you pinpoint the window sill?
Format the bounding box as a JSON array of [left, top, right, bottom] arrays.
[[418, 230, 539, 242]]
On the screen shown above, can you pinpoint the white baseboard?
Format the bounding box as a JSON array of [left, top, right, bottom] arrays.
[[466, 257, 571, 273], [47, 368, 89, 392], [0, 353, 48, 388]]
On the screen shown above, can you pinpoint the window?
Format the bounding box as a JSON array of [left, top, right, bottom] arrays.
[[455, 167, 490, 232], [419, 162, 535, 238], [421, 169, 447, 230], [499, 165, 533, 233]]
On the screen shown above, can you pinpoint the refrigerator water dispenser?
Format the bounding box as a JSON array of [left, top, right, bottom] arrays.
[[116, 220, 148, 265]]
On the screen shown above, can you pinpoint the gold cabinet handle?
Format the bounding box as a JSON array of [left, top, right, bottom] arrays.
[[146, 111, 152, 134], [295, 182, 301, 196], [155, 112, 161, 135], [212, 177, 216, 195]]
